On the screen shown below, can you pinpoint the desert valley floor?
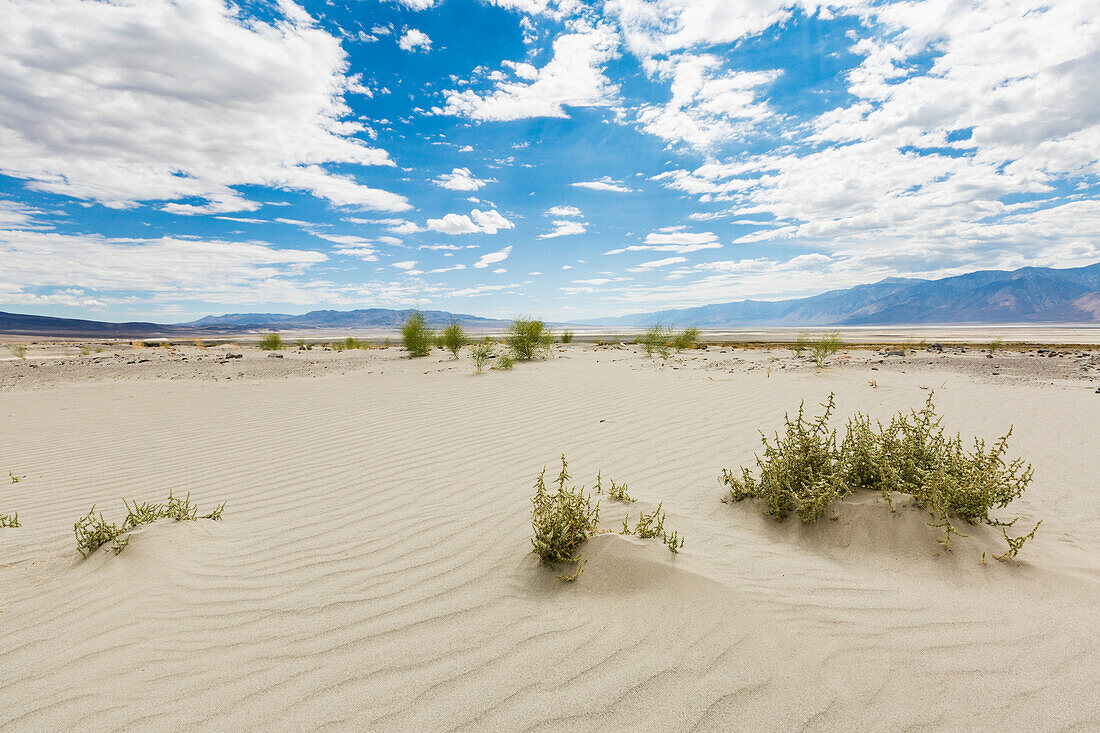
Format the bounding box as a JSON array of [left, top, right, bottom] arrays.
[[1, 342, 1098, 730]]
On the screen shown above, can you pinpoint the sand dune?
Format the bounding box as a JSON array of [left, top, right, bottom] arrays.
[[1, 345, 1098, 730]]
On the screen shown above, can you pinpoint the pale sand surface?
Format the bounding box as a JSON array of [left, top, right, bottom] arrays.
[[1, 344, 1098, 730]]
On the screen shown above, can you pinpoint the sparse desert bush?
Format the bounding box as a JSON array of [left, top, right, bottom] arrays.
[[258, 332, 283, 351], [401, 311, 435, 357], [671, 327, 700, 352], [383, 337, 392, 347], [76, 491, 225, 558], [470, 342, 492, 373], [495, 353, 515, 370], [10, 471, 22, 483], [79, 345, 91, 356], [639, 323, 673, 359], [531, 457, 685, 580], [792, 332, 810, 356], [721, 392, 1040, 557], [345, 336, 359, 350], [441, 320, 468, 359], [561, 330, 575, 344], [531, 456, 600, 578], [607, 479, 635, 502], [9, 344, 26, 359], [0, 510, 18, 528], [507, 317, 551, 361], [990, 338, 1004, 354], [810, 330, 841, 366]]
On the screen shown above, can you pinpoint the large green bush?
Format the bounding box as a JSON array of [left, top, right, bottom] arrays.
[[440, 320, 468, 359], [507, 317, 551, 361], [721, 393, 1039, 557], [401, 311, 435, 357]]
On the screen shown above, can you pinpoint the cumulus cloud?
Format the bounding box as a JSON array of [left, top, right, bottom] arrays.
[[434, 167, 493, 191], [473, 246, 513, 268], [0, 0, 409, 213], [398, 28, 432, 52], [437, 28, 619, 120], [571, 176, 636, 192], [539, 220, 587, 238], [427, 208, 514, 235], [547, 205, 582, 217]]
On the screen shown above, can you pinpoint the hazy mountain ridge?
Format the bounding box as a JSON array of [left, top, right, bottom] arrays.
[[586, 264, 1100, 327], [2, 264, 1098, 337]]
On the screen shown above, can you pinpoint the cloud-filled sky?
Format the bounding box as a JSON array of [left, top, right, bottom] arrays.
[[0, 0, 1097, 321]]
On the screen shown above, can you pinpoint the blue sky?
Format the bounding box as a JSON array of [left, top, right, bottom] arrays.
[[0, 0, 1097, 322]]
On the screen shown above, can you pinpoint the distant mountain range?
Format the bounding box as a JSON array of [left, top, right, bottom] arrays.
[[1, 263, 1097, 337], [585, 263, 1100, 327]]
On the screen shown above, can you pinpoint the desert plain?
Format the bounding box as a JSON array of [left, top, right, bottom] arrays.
[[1, 337, 1098, 730]]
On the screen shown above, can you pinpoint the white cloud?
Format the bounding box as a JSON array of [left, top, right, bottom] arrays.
[[571, 176, 636, 193], [392, 260, 418, 270], [389, 0, 437, 9], [0, 0, 409, 213], [427, 208, 515, 235], [398, 28, 432, 52], [626, 256, 687, 272], [539, 220, 587, 238], [435, 167, 493, 191], [0, 228, 328, 304], [473, 246, 513, 268], [547, 205, 583, 217], [438, 28, 619, 120]]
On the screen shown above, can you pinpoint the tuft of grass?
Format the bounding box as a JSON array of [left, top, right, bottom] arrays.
[[401, 310, 435, 357], [440, 320, 468, 359], [506, 317, 551, 361], [561, 330, 575, 344], [79, 345, 91, 356], [671, 327, 700, 352], [0, 511, 18, 528], [639, 323, 673, 359], [990, 338, 1004, 354], [531, 455, 600, 579], [10, 471, 23, 483], [470, 341, 492, 373], [76, 491, 226, 558], [258, 332, 283, 351], [9, 344, 27, 359], [607, 479, 635, 502], [721, 392, 1039, 557], [810, 330, 841, 367]]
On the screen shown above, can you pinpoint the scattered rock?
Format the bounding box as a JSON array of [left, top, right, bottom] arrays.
[[267, 353, 284, 359], [885, 349, 905, 357], [225, 353, 243, 359]]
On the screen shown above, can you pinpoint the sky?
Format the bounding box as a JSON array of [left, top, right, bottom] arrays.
[[0, 0, 1097, 323]]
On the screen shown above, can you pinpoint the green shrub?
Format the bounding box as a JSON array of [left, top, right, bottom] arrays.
[[671, 327, 700, 352], [9, 344, 26, 359], [76, 491, 225, 558], [607, 479, 634, 502], [531, 456, 600, 578], [440, 320, 468, 359], [470, 342, 492, 373], [507, 317, 550, 361], [401, 311, 435, 357], [495, 353, 515, 370], [639, 323, 673, 359], [990, 338, 1004, 354], [809, 330, 841, 366], [258, 332, 283, 351], [721, 392, 1040, 557], [561, 330, 575, 344], [792, 332, 810, 356]]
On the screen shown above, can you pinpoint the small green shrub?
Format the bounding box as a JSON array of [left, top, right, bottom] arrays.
[[258, 332, 283, 351], [401, 311, 435, 357], [495, 353, 515, 370], [79, 345, 91, 356], [792, 332, 811, 356], [721, 393, 1039, 557], [440, 320, 468, 359], [76, 491, 226, 558], [9, 344, 26, 359], [561, 330, 575, 344], [639, 323, 673, 359], [607, 479, 635, 502], [531, 456, 600, 578], [810, 330, 841, 366], [470, 342, 492, 373], [671, 327, 700, 352], [990, 338, 1004, 354], [507, 317, 550, 361]]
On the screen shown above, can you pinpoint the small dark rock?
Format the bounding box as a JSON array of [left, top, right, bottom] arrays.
[[226, 353, 243, 359], [267, 353, 284, 359]]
